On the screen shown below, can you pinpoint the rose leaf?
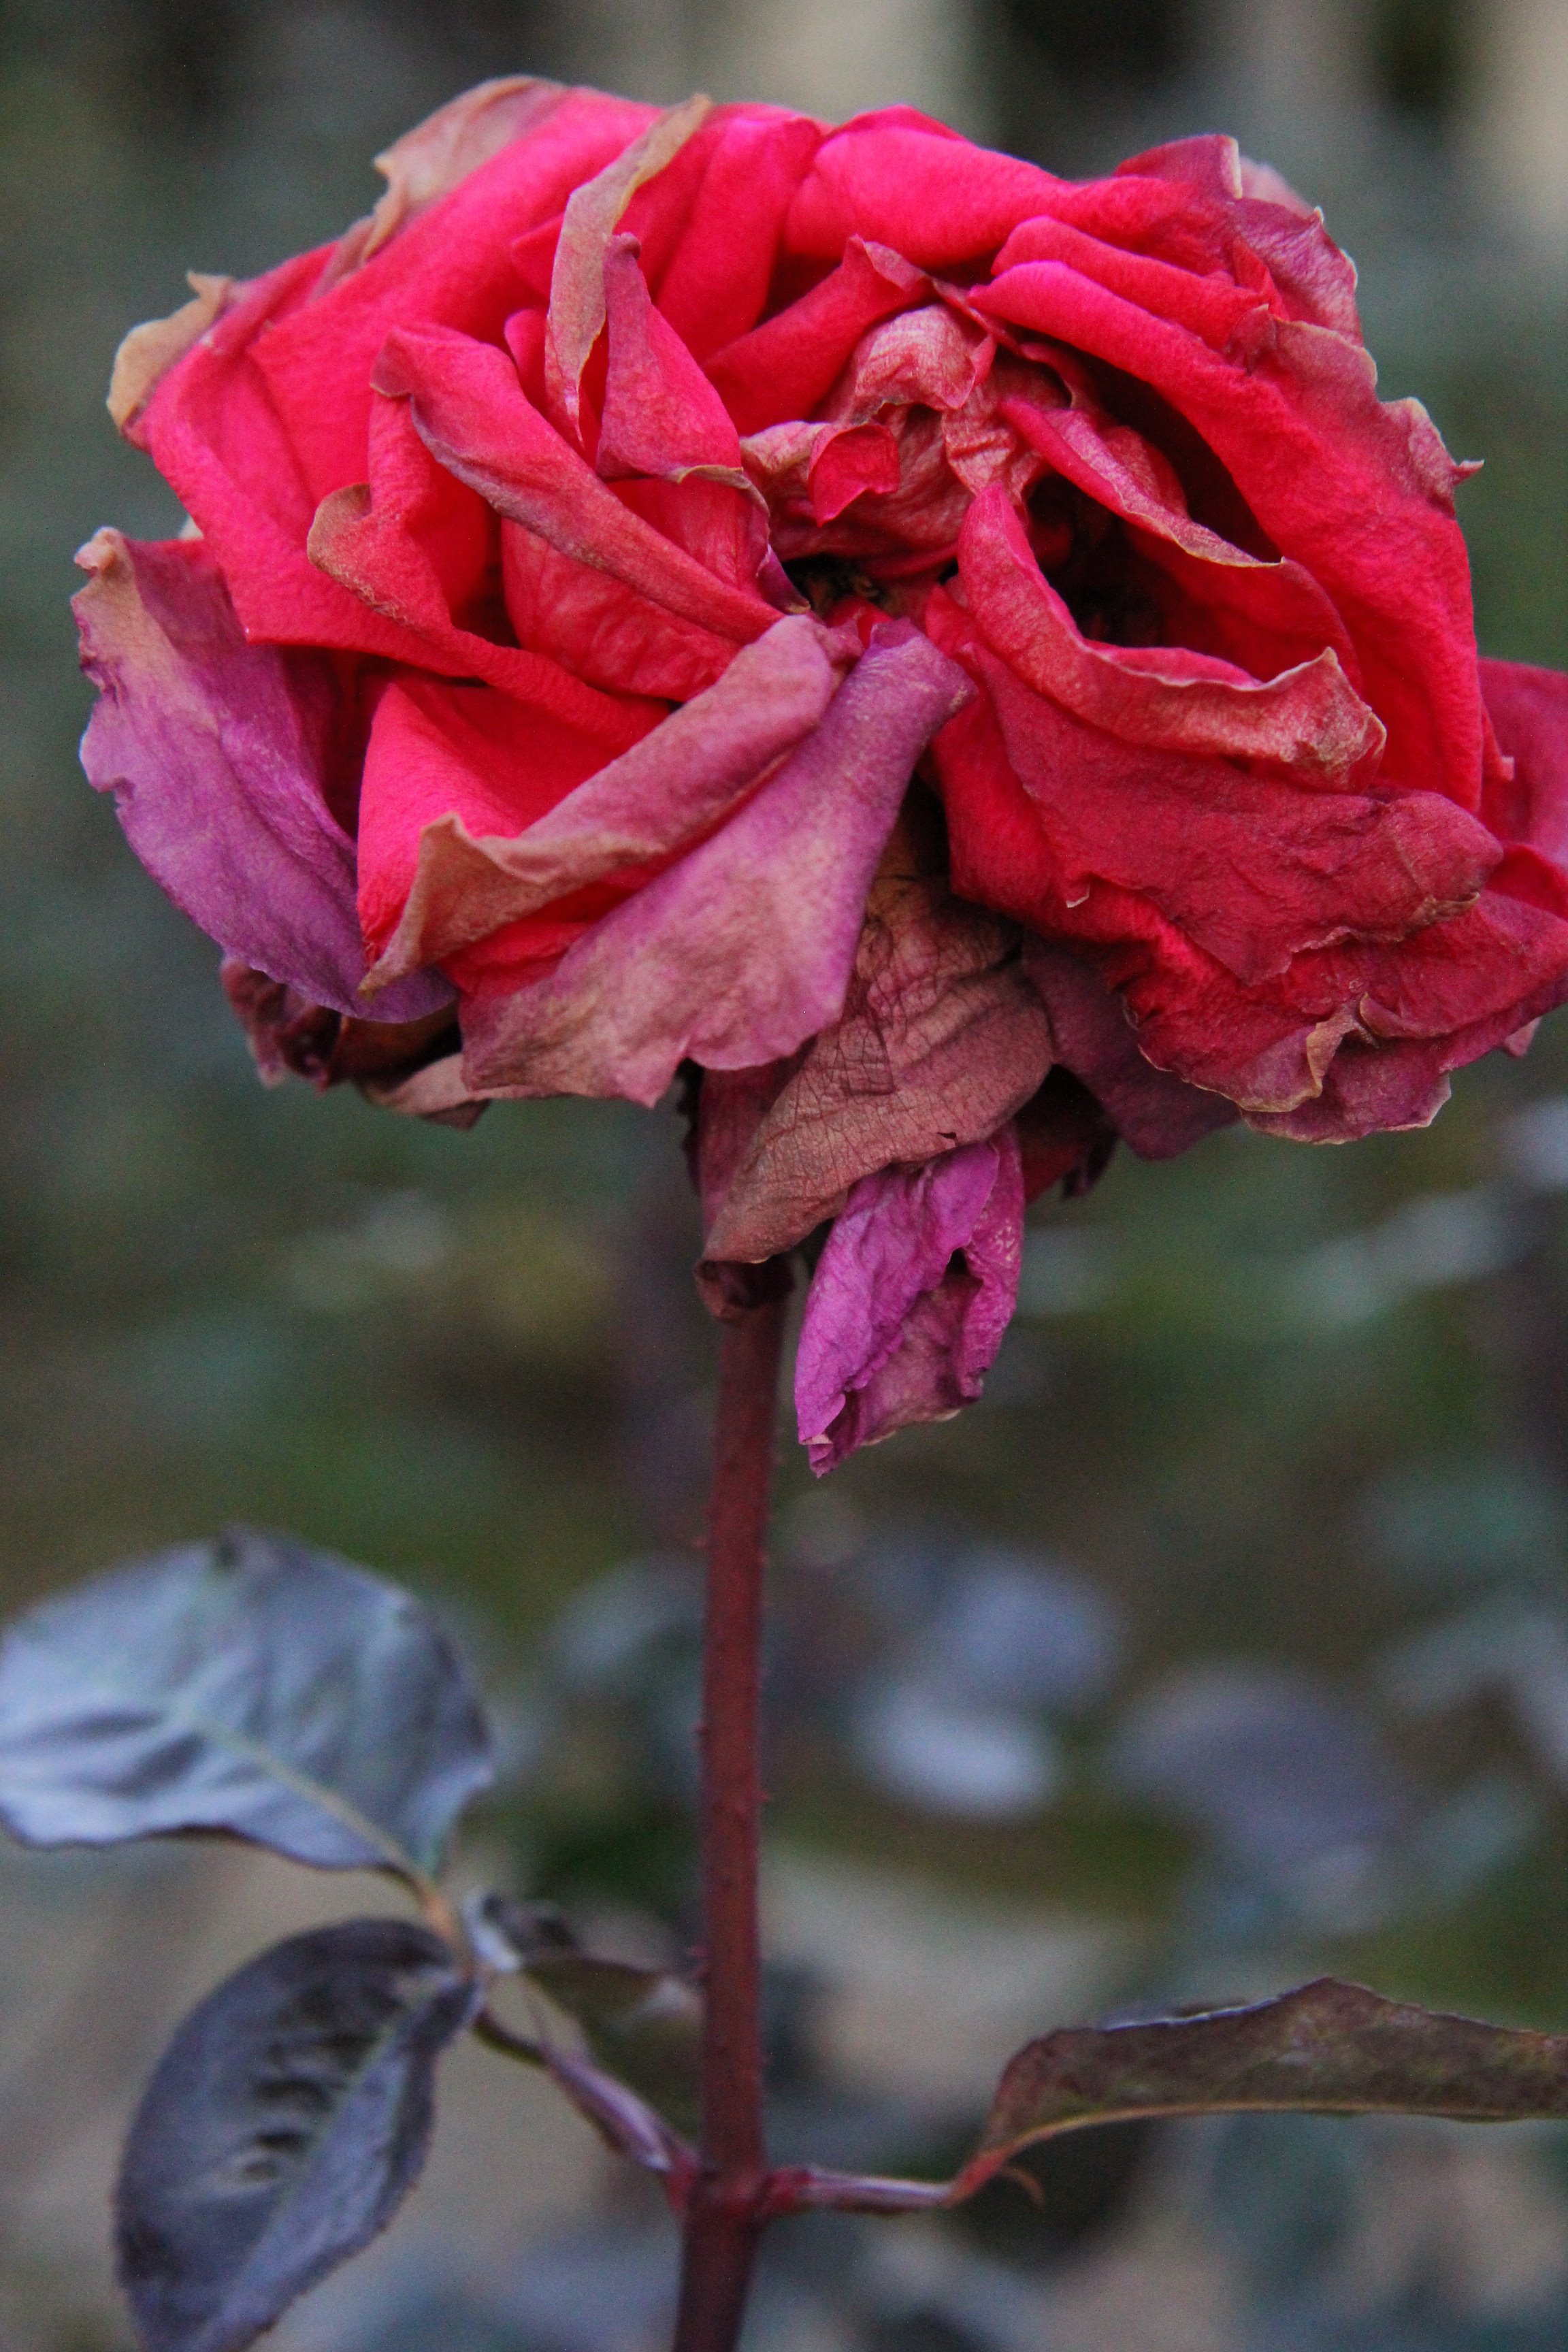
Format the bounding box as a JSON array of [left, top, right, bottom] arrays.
[[116, 1920, 475, 2352], [0, 1528, 492, 1877], [950, 1977, 1568, 2198]]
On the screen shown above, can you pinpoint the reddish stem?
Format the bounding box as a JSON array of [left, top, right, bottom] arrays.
[[670, 1283, 789, 2352]]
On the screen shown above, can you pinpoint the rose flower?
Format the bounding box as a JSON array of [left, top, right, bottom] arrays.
[[74, 80, 1568, 1471]]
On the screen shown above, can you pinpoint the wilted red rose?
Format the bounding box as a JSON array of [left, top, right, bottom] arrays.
[[74, 80, 1568, 1470]]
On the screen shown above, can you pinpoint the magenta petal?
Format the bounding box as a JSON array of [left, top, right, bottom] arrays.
[[74, 529, 450, 1023], [368, 614, 846, 984], [460, 622, 973, 1105], [796, 1128, 1025, 1475]]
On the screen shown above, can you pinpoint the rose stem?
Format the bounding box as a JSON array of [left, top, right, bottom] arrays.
[[671, 1279, 789, 2352]]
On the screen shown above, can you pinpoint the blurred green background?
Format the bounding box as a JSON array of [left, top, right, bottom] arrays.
[[5, 3, 1568, 2347]]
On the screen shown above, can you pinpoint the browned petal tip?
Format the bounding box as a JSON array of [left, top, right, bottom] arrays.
[[108, 274, 231, 434]]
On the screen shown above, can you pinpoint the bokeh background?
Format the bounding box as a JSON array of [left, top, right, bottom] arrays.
[[5, 2, 1568, 2346]]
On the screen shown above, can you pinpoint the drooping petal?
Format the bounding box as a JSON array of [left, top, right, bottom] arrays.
[[795, 1128, 1025, 1473], [74, 529, 450, 1023], [926, 629, 1561, 1126], [457, 623, 973, 1105], [1022, 943, 1237, 1156], [931, 589, 1497, 990], [365, 615, 846, 986], [700, 853, 1050, 1263], [220, 959, 461, 1100]]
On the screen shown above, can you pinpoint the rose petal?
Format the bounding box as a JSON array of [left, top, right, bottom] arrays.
[[365, 614, 845, 985], [458, 623, 973, 1105], [972, 261, 1487, 809], [706, 236, 930, 436], [599, 234, 745, 478], [108, 272, 233, 434], [355, 675, 653, 990], [1022, 943, 1237, 1158], [499, 523, 739, 700], [653, 112, 823, 359], [324, 78, 570, 284], [785, 120, 1062, 267], [933, 591, 1497, 990], [997, 388, 1361, 688], [927, 635, 1558, 1122], [220, 958, 459, 1095], [1481, 656, 1568, 866], [306, 393, 651, 742], [960, 484, 1383, 783], [137, 91, 655, 649], [73, 529, 450, 1023], [795, 1128, 1025, 1473], [546, 96, 713, 434], [700, 852, 1050, 1263], [374, 325, 779, 643], [993, 212, 1267, 350]]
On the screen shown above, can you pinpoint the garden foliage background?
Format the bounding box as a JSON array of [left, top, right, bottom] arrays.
[[4, 2, 1568, 2347]]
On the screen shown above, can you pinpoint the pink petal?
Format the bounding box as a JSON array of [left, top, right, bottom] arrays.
[[996, 387, 1360, 689], [73, 530, 449, 1023], [137, 91, 655, 650], [355, 675, 644, 989], [596, 236, 768, 592], [599, 234, 745, 477], [993, 211, 1267, 350], [257, 86, 657, 502], [655, 112, 824, 359], [318, 78, 573, 289], [457, 623, 973, 1105], [306, 391, 650, 741], [363, 615, 846, 985], [499, 524, 739, 701], [795, 1128, 1025, 1473]]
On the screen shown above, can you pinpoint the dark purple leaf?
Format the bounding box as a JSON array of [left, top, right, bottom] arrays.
[[0, 1529, 491, 1876], [116, 1920, 475, 2352]]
